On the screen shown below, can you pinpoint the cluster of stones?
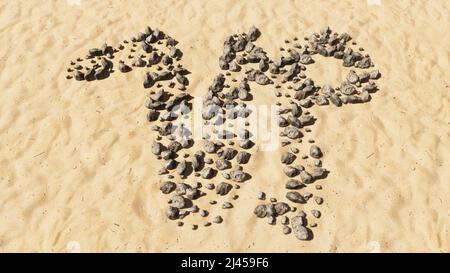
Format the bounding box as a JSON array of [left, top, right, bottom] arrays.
[[66, 26, 189, 91], [246, 26, 381, 240]]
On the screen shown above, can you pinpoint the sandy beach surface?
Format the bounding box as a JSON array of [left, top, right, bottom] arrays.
[[0, 0, 449, 252]]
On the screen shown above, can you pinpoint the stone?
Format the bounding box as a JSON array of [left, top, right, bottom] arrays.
[[284, 126, 302, 139], [160, 181, 176, 194], [239, 139, 253, 149], [176, 183, 191, 195], [315, 196, 324, 205], [346, 70, 359, 84], [316, 95, 329, 106], [201, 167, 215, 179], [151, 141, 163, 155], [200, 210, 209, 217], [204, 141, 217, 154], [73, 70, 85, 81], [369, 69, 380, 79], [299, 54, 313, 64], [281, 152, 296, 165], [230, 169, 247, 182], [311, 167, 327, 179], [254, 204, 267, 218], [283, 166, 298, 177], [283, 226, 292, 235], [340, 82, 356, 95], [255, 72, 271, 85], [311, 209, 321, 218], [119, 61, 131, 73], [299, 171, 313, 184], [170, 195, 187, 209], [247, 26, 261, 41], [221, 148, 237, 160], [222, 202, 233, 209], [213, 216, 223, 224], [257, 192, 266, 200], [281, 216, 289, 225], [143, 72, 155, 88], [216, 158, 231, 170], [329, 93, 342, 106], [185, 188, 201, 200], [292, 225, 310, 240], [166, 206, 179, 220], [285, 179, 304, 190], [274, 202, 291, 215]]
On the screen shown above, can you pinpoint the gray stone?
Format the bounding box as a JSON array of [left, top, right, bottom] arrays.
[[315, 196, 323, 205], [166, 206, 179, 220], [284, 126, 301, 139], [310, 145, 322, 159], [204, 141, 217, 154], [213, 216, 223, 224], [171, 195, 186, 209], [340, 82, 356, 95], [216, 158, 231, 170], [283, 226, 292, 235], [257, 192, 266, 200], [222, 202, 233, 209], [329, 93, 342, 106], [274, 202, 291, 215], [185, 188, 201, 200], [346, 70, 359, 84], [216, 182, 232, 196], [311, 167, 327, 179], [311, 209, 321, 218], [283, 166, 299, 177], [292, 225, 310, 240], [151, 141, 163, 155], [285, 179, 304, 190], [254, 204, 267, 218], [281, 152, 296, 165], [300, 171, 313, 184], [230, 169, 247, 182], [201, 167, 215, 179], [176, 183, 191, 195], [247, 26, 261, 41]]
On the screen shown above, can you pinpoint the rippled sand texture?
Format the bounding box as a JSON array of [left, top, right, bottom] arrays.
[[0, 0, 449, 252]]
